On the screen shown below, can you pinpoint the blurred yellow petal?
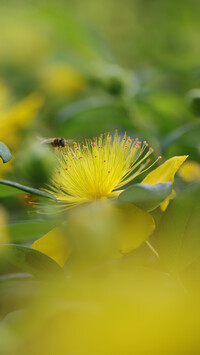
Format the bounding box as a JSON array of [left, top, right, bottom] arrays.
[[31, 227, 71, 267], [0, 92, 44, 150], [142, 155, 188, 184], [65, 201, 155, 267], [40, 64, 86, 96], [116, 204, 155, 254], [0, 205, 8, 244], [178, 161, 200, 182]]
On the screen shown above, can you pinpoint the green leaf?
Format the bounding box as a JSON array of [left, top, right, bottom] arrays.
[[0, 142, 12, 163], [0, 180, 56, 200], [0, 184, 21, 197], [118, 182, 173, 211], [161, 119, 200, 152], [1, 244, 65, 280], [8, 220, 58, 242], [155, 183, 200, 273]]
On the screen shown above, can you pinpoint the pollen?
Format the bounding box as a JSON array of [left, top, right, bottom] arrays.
[[46, 131, 158, 207]]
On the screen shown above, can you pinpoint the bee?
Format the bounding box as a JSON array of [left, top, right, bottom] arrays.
[[41, 137, 67, 148]]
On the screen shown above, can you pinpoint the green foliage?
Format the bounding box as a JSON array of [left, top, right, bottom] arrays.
[[156, 183, 200, 273], [118, 182, 173, 212], [0, 180, 56, 200], [1, 244, 65, 280]]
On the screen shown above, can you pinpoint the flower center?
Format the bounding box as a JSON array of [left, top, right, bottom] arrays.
[[47, 130, 157, 206]]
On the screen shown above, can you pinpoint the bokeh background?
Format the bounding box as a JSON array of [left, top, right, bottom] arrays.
[[0, 1, 200, 354], [1, 0, 200, 148]]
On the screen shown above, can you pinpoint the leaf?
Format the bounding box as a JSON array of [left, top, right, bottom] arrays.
[[161, 119, 200, 152], [0, 142, 12, 163], [0, 244, 65, 280], [0, 180, 56, 200], [0, 184, 21, 197], [118, 182, 173, 211], [57, 96, 121, 123], [155, 183, 200, 273], [8, 220, 58, 242], [36, 4, 111, 61]]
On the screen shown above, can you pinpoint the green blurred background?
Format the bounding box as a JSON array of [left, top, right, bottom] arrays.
[[0, 0, 200, 196]]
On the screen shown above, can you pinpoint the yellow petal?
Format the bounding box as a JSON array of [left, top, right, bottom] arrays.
[[178, 161, 200, 182], [31, 227, 71, 267], [142, 155, 188, 185], [160, 189, 176, 212]]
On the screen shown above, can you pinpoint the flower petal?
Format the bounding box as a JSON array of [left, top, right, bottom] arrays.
[[160, 189, 176, 212], [142, 155, 188, 185], [142, 156, 188, 211], [31, 227, 71, 267]]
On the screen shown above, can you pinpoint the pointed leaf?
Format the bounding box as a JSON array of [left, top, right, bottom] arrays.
[[0, 180, 56, 200], [1, 244, 65, 279], [8, 220, 58, 242], [155, 183, 200, 273], [0, 142, 12, 163], [118, 182, 173, 211]]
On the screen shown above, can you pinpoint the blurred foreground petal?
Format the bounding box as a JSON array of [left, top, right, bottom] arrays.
[[65, 201, 155, 268]]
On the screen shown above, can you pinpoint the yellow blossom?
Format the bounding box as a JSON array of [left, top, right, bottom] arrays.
[[0, 92, 43, 178], [178, 161, 200, 182], [32, 132, 188, 266], [0, 92, 43, 149], [46, 131, 157, 207], [32, 201, 155, 267], [40, 63, 86, 96]]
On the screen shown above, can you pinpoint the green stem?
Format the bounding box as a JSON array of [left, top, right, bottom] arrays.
[[0, 180, 56, 200]]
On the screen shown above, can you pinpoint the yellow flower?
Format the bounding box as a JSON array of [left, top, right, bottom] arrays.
[[0, 92, 43, 150], [178, 161, 200, 182], [0, 92, 43, 178], [46, 131, 158, 207], [32, 132, 188, 266], [40, 63, 86, 96], [32, 201, 155, 267]]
